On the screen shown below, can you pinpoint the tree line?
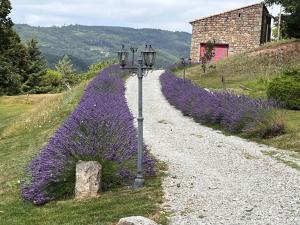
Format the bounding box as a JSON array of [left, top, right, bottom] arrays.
[[0, 0, 80, 95], [265, 0, 300, 38]]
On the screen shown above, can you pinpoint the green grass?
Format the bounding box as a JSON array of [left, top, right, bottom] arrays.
[[0, 82, 166, 225], [175, 39, 300, 153]]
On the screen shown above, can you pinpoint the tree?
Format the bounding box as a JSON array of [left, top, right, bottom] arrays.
[[265, 0, 300, 38], [0, 56, 22, 95], [22, 40, 48, 93], [0, 0, 29, 95], [55, 55, 77, 89], [0, 0, 14, 52]]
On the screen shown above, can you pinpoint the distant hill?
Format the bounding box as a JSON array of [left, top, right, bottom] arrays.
[[15, 24, 191, 71]]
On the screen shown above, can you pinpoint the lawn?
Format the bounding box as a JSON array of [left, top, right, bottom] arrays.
[[0, 81, 167, 225], [175, 39, 300, 153]]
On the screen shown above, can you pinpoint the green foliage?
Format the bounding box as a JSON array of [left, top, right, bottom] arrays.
[[265, 0, 300, 38], [267, 68, 300, 110], [84, 61, 115, 80], [0, 1, 48, 95], [0, 56, 22, 95], [55, 55, 78, 89], [200, 40, 216, 73], [15, 24, 191, 70], [242, 110, 285, 138], [0, 0, 30, 95], [38, 69, 64, 93], [0, 0, 14, 50], [22, 39, 48, 93]]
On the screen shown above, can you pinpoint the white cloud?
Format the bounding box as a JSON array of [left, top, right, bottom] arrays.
[[10, 0, 280, 32]]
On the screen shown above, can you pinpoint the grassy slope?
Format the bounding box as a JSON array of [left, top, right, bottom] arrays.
[[0, 82, 166, 225], [175, 39, 300, 153]]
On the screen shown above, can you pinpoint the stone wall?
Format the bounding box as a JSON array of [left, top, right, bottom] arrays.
[[190, 3, 270, 62]]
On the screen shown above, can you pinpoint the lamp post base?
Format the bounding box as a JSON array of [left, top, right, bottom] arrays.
[[133, 177, 144, 189]]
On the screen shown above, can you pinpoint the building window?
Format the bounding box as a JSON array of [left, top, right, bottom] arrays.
[[238, 13, 241, 17]]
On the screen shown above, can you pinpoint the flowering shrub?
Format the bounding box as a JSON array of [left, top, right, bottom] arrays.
[[160, 70, 284, 137], [21, 65, 155, 205]]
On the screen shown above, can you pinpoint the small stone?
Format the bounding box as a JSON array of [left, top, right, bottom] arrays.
[[75, 161, 102, 199], [209, 186, 218, 190], [245, 207, 254, 212], [117, 216, 158, 225]]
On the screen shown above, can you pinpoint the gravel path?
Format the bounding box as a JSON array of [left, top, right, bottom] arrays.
[[126, 70, 300, 225]]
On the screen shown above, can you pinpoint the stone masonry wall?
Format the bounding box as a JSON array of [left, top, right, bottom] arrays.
[[190, 4, 267, 62]]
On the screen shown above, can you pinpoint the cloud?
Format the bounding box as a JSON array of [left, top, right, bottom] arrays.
[[10, 0, 280, 32]]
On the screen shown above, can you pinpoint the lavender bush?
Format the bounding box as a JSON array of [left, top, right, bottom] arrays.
[[21, 65, 155, 205], [160, 70, 284, 137]]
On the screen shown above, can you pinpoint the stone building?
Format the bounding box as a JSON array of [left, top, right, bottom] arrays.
[[190, 3, 272, 62]]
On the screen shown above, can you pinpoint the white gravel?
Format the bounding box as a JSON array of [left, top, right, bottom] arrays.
[[126, 70, 300, 225]]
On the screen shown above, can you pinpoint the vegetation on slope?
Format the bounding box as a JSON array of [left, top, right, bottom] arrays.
[[0, 75, 166, 224], [15, 24, 191, 71], [265, 0, 300, 39], [175, 39, 300, 152], [0, 0, 48, 95]]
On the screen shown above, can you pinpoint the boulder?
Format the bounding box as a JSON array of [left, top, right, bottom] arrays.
[[75, 161, 102, 199], [117, 216, 158, 225]]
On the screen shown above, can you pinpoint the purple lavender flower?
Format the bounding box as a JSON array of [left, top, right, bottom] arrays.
[[21, 65, 156, 205], [160, 70, 281, 135]]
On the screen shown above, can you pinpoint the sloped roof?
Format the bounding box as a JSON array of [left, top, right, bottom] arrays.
[[190, 3, 268, 24]]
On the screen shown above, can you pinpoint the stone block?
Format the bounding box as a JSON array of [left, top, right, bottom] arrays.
[[75, 161, 102, 199], [117, 216, 158, 225]]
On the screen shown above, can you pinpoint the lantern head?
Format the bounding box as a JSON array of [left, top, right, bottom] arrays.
[[118, 45, 129, 68], [142, 45, 156, 68]]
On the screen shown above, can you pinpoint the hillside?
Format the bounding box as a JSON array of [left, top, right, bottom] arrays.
[[0, 78, 166, 224], [15, 24, 191, 71], [176, 39, 300, 152]]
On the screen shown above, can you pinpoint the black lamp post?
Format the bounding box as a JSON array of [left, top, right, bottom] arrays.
[[130, 47, 138, 66], [117, 44, 156, 189]]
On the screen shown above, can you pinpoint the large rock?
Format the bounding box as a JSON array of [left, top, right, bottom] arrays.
[[117, 216, 158, 225], [75, 161, 102, 199]]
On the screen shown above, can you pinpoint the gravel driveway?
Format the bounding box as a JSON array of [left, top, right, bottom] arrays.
[[126, 70, 300, 225]]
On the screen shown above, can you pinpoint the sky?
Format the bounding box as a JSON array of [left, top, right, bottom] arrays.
[[11, 0, 280, 33]]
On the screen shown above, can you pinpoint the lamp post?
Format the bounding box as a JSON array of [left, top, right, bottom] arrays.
[[130, 47, 138, 66], [181, 57, 192, 83], [117, 44, 156, 189]]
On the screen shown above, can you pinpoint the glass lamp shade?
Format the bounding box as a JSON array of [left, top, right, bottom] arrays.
[[142, 45, 156, 68], [181, 57, 185, 65], [118, 45, 129, 67]]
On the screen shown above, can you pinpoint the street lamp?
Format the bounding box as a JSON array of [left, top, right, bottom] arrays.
[[130, 47, 138, 66], [118, 45, 129, 68], [117, 44, 156, 189], [181, 57, 191, 83]]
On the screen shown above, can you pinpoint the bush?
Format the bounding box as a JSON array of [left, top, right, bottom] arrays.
[[21, 65, 156, 205], [160, 70, 284, 137], [267, 68, 300, 110], [82, 61, 116, 80]]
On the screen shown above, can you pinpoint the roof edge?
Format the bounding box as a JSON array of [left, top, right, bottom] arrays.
[[190, 3, 266, 24]]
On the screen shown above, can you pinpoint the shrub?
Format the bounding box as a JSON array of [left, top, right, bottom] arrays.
[[267, 68, 300, 110], [160, 70, 284, 137], [21, 65, 156, 205]]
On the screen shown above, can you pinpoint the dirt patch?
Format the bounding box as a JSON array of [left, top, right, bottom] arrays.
[[248, 40, 300, 57]]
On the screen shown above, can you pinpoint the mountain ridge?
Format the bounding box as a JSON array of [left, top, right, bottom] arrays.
[[15, 24, 192, 71]]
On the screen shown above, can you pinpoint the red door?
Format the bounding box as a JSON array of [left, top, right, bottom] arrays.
[[200, 43, 229, 62]]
